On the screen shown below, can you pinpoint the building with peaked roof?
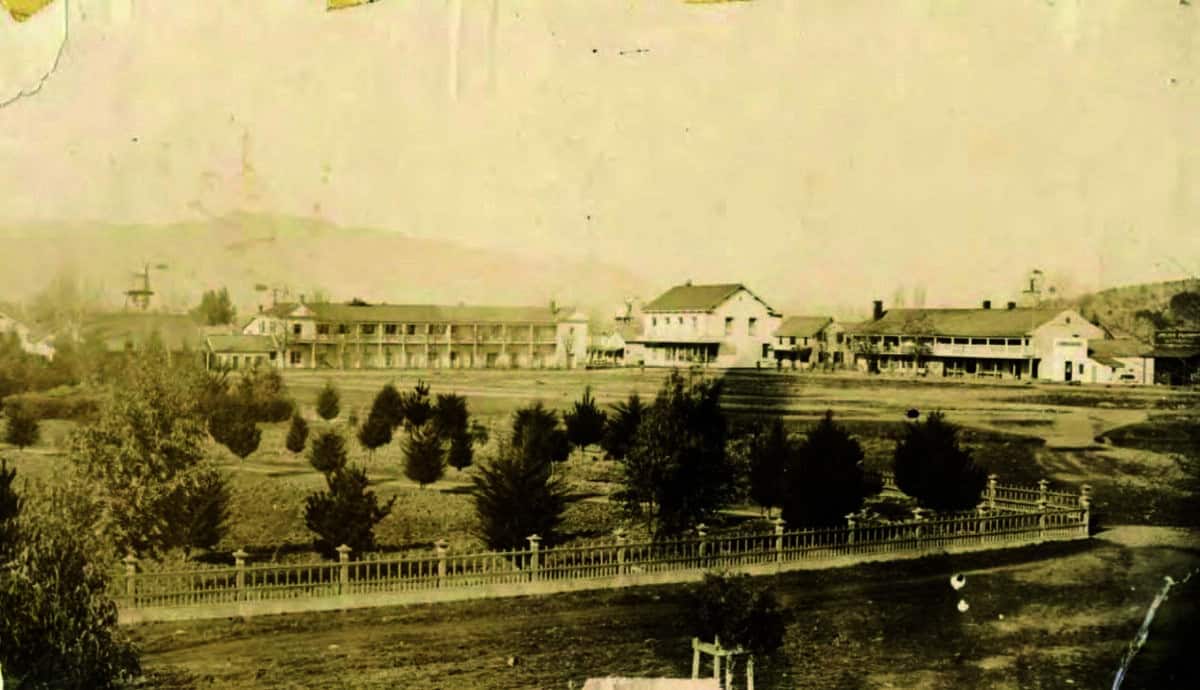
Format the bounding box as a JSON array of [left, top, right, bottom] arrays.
[[772, 316, 852, 369], [242, 300, 589, 369], [630, 282, 781, 368], [847, 299, 1106, 381], [1150, 329, 1200, 385], [1085, 337, 1153, 384], [205, 334, 281, 370]]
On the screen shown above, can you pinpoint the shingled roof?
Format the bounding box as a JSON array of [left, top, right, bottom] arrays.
[[775, 316, 833, 338], [206, 334, 279, 354], [643, 283, 776, 314], [853, 308, 1065, 338], [299, 302, 562, 324]]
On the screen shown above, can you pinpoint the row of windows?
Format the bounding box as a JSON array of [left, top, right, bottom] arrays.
[[650, 316, 759, 335], [292, 323, 543, 337]]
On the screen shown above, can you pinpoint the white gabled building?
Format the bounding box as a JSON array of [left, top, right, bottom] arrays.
[[847, 300, 1109, 382], [630, 282, 782, 368]]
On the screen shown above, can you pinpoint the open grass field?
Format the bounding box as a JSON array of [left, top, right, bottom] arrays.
[[4, 369, 1197, 687]]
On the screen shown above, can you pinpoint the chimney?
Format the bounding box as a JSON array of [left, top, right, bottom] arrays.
[[1006, 301, 1017, 310], [982, 300, 992, 310], [872, 300, 884, 321]]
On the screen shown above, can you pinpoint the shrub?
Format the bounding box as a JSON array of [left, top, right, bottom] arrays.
[[165, 465, 231, 558], [0, 458, 20, 561], [3, 401, 40, 450], [285, 413, 309, 454], [446, 431, 474, 471], [472, 434, 570, 551], [601, 392, 645, 460], [309, 431, 349, 475], [370, 383, 406, 429], [893, 411, 988, 512], [403, 422, 446, 487], [304, 465, 396, 559], [357, 408, 393, 455], [207, 402, 262, 461], [316, 381, 340, 421], [564, 386, 608, 455], [399, 380, 433, 429], [511, 402, 570, 466], [0, 389, 100, 422], [689, 572, 786, 657], [234, 368, 294, 422], [782, 411, 869, 526]]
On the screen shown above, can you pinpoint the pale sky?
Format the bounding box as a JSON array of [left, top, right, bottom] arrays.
[[1, 0, 1198, 313]]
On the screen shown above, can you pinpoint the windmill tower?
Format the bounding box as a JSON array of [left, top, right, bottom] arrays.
[[124, 263, 168, 311], [1019, 269, 1045, 308]]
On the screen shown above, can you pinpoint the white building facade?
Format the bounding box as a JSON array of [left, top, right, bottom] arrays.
[[631, 283, 781, 368]]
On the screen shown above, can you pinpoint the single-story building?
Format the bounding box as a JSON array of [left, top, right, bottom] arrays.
[[205, 334, 282, 370]]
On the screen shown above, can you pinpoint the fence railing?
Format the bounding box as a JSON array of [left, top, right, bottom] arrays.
[[116, 478, 1093, 623]]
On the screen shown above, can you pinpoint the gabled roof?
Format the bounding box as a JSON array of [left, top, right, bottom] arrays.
[[853, 308, 1065, 338], [775, 316, 833, 338], [295, 302, 561, 324], [206, 334, 279, 354], [643, 283, 777, 314], [1088, 337, 1150, 359]]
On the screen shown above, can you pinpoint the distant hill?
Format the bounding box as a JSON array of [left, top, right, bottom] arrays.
[[1055, 278, 1200, 339], [0, 213, 652, 325]]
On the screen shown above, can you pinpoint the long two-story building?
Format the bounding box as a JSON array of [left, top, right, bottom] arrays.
[[629, 282, 781, 368], [238, 300, 589, 370], [847, 300, 1108, 382]]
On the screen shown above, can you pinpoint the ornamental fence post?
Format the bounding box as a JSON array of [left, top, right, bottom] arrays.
[[233, 548, 249, 601], [336, 544, 352, 595], [527, 534, 542, 583]]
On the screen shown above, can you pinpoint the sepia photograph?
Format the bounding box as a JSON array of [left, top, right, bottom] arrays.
[[1, 1, 1198, 688]]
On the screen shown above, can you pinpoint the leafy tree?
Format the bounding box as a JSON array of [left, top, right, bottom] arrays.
[[1169, 290, 1200, 325], [0, 458, 20, 561], [403, 422, 445, 487], [304, 465, 396, 559], [0, 496, 141, 689], [233, 367, 294, 422], [357, 408, 393, 455], [511, 402, 570, 466], [285, 412, 309, 454], [746, 417, 792, 517], [190, 286, 237, 326], [472, 434, 570, 551], [563, 386, 607, 456], [616, 371, 730, 538], [316, 381, 340, 421], [207, 402, 261, 461], [601, 392, 646, 460], [3, 401, 40, 450], [68, 348, 221, 556], [893, 411, 987, 512], [782, 411, 869, 526], [309, 430, 349, 475], [689, 572, 786, 658]]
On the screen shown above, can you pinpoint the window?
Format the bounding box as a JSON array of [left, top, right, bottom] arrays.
[[406, 324, 417, 335], [289, 351, 301, 365], [653, 317, 658, 327], [677, 317, 683, 326], [337, 324, 348, 335], [269, 352, 277, 361], [748, 318, 757, 335], [316, 323, 329, 335], [360, 324, 376, 335], [258, 320, 264, 334], [790, 336, 796, 345], [836, 333, 845, 344], [293, 323, 303, 336], [231, 355, 239, 369], [1078, 363, 1084, 374], [384, 324, 398, 335], [692, 316, 698, 330], [724, 317, 734, 335]]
